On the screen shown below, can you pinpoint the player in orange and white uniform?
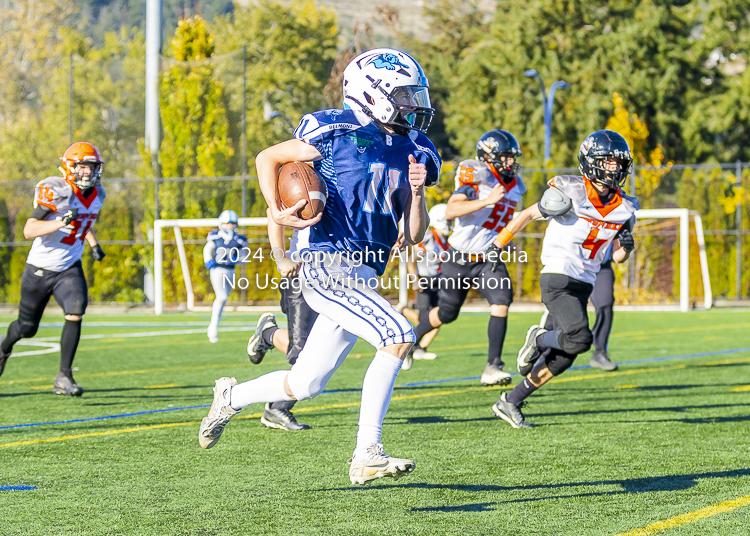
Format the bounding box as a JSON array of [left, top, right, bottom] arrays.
[[488, 130, 638, 428], [410, 130, 525, 385], [0, 142, 107, 396], [401, 203, 451, 369]]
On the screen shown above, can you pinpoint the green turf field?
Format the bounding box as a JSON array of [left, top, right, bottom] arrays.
[[1, 310, 750, 535]]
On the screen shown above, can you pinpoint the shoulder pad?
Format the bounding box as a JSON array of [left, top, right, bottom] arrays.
[[293, 109, 368, 144], [539, 187, 572, 218], [547, 175, 587, 203], [96, 184, 107, 201], [34, 177, 71, 211], [237, 234, 249, 245], [207, 230, 220, 239]]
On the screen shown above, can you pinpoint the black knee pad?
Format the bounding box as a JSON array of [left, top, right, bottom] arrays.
[[545, 351, 576, 376], [437, 302, 460, 324], [560, 326, 593, 356], [17, 320, 39, 339]]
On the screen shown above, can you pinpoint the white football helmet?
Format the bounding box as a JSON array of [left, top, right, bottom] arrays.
[[428, 203, 452, 236], [218, 210, 238, 233], [343, 48, 434, 133]]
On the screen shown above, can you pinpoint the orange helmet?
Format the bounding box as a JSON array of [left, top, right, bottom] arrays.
[[59, 142, 104, 190]]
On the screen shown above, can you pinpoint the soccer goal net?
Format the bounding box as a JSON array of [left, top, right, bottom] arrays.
[[153, 209, 710, 315]]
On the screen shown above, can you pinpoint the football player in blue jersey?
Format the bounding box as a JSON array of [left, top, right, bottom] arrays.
[[199, 48, 441, 485], [203, 210, 248, 343]]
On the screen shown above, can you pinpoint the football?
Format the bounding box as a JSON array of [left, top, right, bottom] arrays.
[[277, 162, 326, 220]]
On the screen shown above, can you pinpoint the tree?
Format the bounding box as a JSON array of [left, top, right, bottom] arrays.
[[413, 0, 711, 167], [211, 0, 338, 184]]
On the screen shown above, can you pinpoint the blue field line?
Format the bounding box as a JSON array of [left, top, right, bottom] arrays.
[[397, 346, 750, 388], [3, 346, 750, 432], [0, 485, 37, 491], [0, 405, 211, 431]]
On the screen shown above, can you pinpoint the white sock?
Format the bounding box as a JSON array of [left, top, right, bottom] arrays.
[[209, 299, 224, 330], [355, 350, 403, 454], [229, 370, 293, 410]]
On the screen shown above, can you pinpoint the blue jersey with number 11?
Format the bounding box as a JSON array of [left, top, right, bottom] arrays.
[[293, 109, 441, 275]]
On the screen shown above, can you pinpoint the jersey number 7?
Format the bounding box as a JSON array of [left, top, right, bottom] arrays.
[[61, 220, 92, 245]]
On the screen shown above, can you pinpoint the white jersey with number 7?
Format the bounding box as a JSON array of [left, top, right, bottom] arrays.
[[26, 176, 106, 272], [447, 158, 526, 255]]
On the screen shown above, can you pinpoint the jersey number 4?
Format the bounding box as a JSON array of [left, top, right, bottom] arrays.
[[582, 228, 608, 259], [364, 162, 401, 216], [61, 220, 92, 245]]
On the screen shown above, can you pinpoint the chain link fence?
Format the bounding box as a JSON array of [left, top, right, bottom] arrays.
[[1, 162, 748, 308]]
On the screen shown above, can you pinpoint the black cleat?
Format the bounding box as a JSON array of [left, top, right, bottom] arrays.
[[492, 393, 533, 428], [261, 403, 311, 431], [53, 372, 83, 396], [590, 350, 618, 371], [247, 313, 278, 364], [517, 325, 547, 376], [0, 335, 10, 378]]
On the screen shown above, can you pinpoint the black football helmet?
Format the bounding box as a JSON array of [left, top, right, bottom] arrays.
[[578, 130, 633, 189], [476, 129, 522, 180]]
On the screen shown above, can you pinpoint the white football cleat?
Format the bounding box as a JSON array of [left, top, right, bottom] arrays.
[[401, 352, 413, 371], [480, 363, 512, 386], [348, 443, 415, 485], [199, 377, 240, 449], [413, 348, 437, 360], [207, 325, 219, 344]]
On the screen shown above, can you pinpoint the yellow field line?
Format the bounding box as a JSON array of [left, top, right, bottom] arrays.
[[613, 495, 750, 536], [730, 385, 750, 392], [0, 384, 503, 449], [2, 355, 748, 449]]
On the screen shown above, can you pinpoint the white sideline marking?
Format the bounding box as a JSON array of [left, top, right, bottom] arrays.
[[33, 326, 250, 342], [11, 340, 61, 357]]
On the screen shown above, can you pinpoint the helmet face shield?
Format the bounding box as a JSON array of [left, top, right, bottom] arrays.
[[389, 86, 434, 133], [589, 157, 632, 188], [391, 86, 431, 109]]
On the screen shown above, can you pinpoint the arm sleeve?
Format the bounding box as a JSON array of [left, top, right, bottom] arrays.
[[453, 184, 478, 200], [203, 238, 216, 264], [30, 205, 53, 220], [413, 135, 442, 186], [293, 111, 345, 154]]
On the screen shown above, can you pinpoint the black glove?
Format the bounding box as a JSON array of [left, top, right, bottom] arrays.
[[91, 244, 106, 261], [617, 229, 635, 253], [486, 243, 503, 272], [58, 208, 78, 225]]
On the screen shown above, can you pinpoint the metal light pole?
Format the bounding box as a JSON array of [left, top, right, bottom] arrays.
[[525, 69, 569, 166]]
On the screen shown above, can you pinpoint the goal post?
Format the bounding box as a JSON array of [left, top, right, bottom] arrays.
[[153, 209, 711, 315], [634, 209, 712, 312], [153, 217, 268, 315]]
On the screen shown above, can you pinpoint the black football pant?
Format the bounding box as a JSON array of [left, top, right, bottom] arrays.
[[590, 261, 615, 353], [537, 274, 594, 376], [269, 276, 318, 413], [1, 262, 87, 376]]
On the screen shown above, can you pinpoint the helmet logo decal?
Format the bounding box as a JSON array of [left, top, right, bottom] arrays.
[[477, 137, 499, 153], [367, 53, 409, 72]]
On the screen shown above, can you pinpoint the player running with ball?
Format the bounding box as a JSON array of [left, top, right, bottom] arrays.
[[490, 130, 638, 428], [198, 48, 441, 484]]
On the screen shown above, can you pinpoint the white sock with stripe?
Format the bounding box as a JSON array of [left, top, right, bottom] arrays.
[[229, 370, 293, 411], [355, 350, 403, 454]]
